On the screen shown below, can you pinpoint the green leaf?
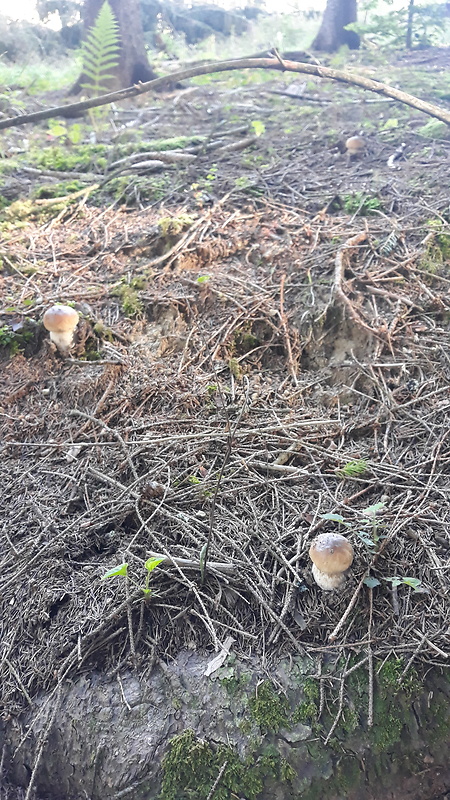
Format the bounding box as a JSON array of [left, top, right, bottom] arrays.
[[68, 124, 82, 145], [197, 275, 210, 283], [401, 577, 422, 590], [81, 0, 120, 100], [356, 531, 376, 548], [385, 576, 401, 587], [101, 562, 128, 579], [320, 513, 350, 525], [382, 118, 399, 130], [48, 122, 67, 137], [362, 502, 385, 517], [144, 557, 165, 573], [251, 120, 265, 137], [364, 576, 381, 588]]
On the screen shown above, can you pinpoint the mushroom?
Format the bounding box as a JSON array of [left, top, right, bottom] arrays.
[[309, 533, 354, 591], [345, 135, 366, 158], [43, 305, 79, 354]]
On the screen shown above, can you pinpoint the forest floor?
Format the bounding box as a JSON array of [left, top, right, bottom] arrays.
[[1, 44, 450, 799]]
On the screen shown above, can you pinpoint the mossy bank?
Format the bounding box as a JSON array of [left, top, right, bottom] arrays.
[[3, 651, 450, 799]]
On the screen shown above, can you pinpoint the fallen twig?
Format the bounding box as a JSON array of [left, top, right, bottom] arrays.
[[1, 57, 450, 130]]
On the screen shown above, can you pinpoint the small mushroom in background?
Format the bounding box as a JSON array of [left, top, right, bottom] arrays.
[[309, 533, 354, 591], [43, 305, 79, 354], [345, 135, 366, 159]]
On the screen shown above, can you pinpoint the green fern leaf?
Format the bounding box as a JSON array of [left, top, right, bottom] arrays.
[[81, 0, 120, 97]]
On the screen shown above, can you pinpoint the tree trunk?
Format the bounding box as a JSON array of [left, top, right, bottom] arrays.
[[70, 0, 158, 95], [405, 0, 415, 49], [2, 652, 450, 800], [311, 0, 360, 52]]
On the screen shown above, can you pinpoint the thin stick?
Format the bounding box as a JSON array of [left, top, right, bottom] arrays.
[[367, 587, 374, 728], [24, 685, 62, 800], [206, 760, 229, 800], [1, 57, 450, 130], [279, 273, 298, 386], [324, 655, 350, 745], [201, 376, 250, 583], [124, 565, 137, 668]]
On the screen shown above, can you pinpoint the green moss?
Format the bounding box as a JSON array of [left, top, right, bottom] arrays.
[[160, 730, 294, 800], [112, 173, 175, 204], [31, 143, 107, 172], [369, 668, 417, 753], [160, 663, 450, 800], [1, 197, 68, 227], [0, 324, 19, 355], [334, 756, 361, 792], [131, 135, 205, 153], [378, 658, 421, 698], [33, 180, 86, 199], [111, 282, 144, 317], [292, 678, 319, 725], [343, 193, 382, 216], [228, 357, 243, 380], [426, 691, 450, 744], [0, 159, 20, 176], [248, 681, 289, 733], [2, 200, 34, 221], [436, 233, 450, 260], [418, 119, 450, 139], [130, 276, 148, 291], [418, 250, 440, 273], [0, 322, 35, 357], [232, 327, 260, 356], [158, 214, 194, 237], [93, 322, 114, 342], [339, 707, 359, 736]]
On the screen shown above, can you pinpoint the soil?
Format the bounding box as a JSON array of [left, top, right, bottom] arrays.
[[1, 46, 450, 799]]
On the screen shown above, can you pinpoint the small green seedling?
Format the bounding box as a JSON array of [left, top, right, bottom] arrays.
[[320, 513, 350, 526], [321, 502, 386, 549], [385, 576, 423, 591], [142, 556, 165, 595], [356, 502, 386, 549], [336, 459, 368, 479], [251, 120, 266, 137], [363, 575, 423, 592], [101, 556, 164, 596], [101, 562, 128, 579]]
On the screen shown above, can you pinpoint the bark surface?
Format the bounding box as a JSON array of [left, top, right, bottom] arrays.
[[2, 652, 450, 800], [312, 0, 360, 52]]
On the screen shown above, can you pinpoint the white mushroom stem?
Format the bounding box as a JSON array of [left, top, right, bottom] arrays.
[[48, 329, 75, 352], [311, 563, 347, 591]]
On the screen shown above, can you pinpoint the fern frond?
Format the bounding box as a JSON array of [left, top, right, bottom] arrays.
[[81, 0, 120, 97]]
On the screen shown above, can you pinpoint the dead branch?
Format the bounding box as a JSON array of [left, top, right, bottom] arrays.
[[1, 57, 450, 131]]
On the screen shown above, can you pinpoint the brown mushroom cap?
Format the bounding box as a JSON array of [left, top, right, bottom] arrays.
[[345, 135, 365, 155], [309, 533, 354, 575], [43, 305, 79, 333]]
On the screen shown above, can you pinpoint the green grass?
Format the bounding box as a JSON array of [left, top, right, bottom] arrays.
[[156, 12, 320, 64], [0, 58, 79, 93]]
